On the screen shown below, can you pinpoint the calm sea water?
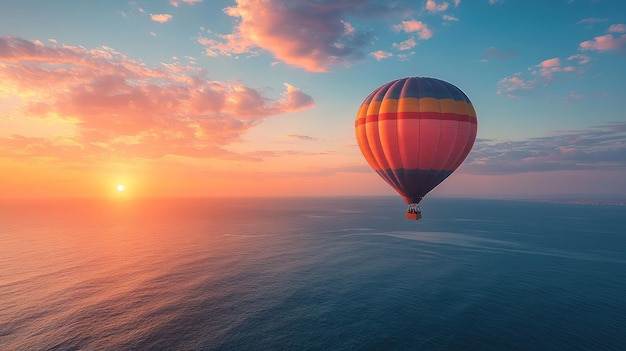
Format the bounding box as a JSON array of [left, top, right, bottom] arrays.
[[1, 197, 625, 350]]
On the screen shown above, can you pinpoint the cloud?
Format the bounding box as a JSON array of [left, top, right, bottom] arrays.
[[370, 50, 393, 60], [489, 0, 504, 4], [497, 54, 589, 97], [198, 0, 398, 72], [536, 57, 566, 77], [150, 13, 173, 23], [567, 53, 591, 65], [580, 33, 626, 52], [464, 123, 626, 174], [0, 36, 315, 163], [501, 23, 622, 98], [394, 20, 433, 40], [497, 74, 533, 96], [425, 0, 449, 13], [392, 38, 416, 51], [577, 18, 608, 25], [608, 24, 626, 33], [170, 0, 202, 6], [284, 134, 317, 140]]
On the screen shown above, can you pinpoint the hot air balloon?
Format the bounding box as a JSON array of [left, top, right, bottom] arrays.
[[355, 77, 477, 220]]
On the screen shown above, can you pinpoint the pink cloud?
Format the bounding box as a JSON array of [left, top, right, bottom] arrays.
[[394, 20, 433, 40], [150, 14, 173, 23], [537, 57, 561, 77], [370, 50, 393, 61], [197, 0, 416, 72], [580, 33, 626, 52], [609, 24, 626, 33], [198, 0, 383, 72], [425, 0, 449, 13], [497, 74, 533, 97], [0, 36, 314, 163], [392, 38, 416, 51], [498, 53, 590, 97]]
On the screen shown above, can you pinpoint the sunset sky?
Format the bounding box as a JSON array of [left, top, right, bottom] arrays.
[[1, 0, 625, 199]]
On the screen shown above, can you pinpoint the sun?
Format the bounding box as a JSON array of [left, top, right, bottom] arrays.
[[117, 184, 125, 192]]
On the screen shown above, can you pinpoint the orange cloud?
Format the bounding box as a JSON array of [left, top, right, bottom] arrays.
[[150, 14, 173, 23], [0, 36, 314, 164]]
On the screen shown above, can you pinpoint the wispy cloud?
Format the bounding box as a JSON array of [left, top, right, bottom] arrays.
[[465, 123, 626, 174], [497, 55, 589, 97], [0, 36, 314, 164], [499, 21, 625, 98], [170, 0, 202, 7], [577, 17, 608, 25], [284, 134, 317, 141], [150, 13, 173, 23]]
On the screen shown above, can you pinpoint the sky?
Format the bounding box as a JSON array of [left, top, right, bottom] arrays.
[[1, 0, 625, 199]]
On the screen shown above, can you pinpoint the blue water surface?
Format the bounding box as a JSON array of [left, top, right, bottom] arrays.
[[0, 197, 624, 350]]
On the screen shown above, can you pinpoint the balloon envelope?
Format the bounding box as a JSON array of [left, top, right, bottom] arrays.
[[355, 77, 477, 215]]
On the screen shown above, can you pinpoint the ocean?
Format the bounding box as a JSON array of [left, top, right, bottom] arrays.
[[1, 197, 625, 350]]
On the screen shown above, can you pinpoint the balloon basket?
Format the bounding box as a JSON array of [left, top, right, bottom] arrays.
[[406, 203, 422, 220], [406, 211, 422, 220]]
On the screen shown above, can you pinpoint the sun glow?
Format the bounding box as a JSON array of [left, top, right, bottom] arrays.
[[117, 184, 125, 192]]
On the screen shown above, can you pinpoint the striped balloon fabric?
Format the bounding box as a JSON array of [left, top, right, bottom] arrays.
[[355, 77, 478, 218]]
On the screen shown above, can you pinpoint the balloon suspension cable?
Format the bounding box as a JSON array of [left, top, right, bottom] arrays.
[[407, 203, 421, 214]]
